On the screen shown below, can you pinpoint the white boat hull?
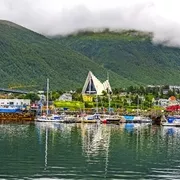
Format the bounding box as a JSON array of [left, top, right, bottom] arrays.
[[36, 118, 64, 122], [162, 123, 180, 127]]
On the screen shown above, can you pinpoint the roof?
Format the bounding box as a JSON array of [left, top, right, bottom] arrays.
[[82, 71, 112, 95]]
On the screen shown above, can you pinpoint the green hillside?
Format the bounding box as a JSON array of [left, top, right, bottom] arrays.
[[54, 30, 180, 86], [0, 21, 135, 91]]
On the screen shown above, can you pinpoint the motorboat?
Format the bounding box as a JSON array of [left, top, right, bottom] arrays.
[[122, 115, 152, 123], [80, 113, 101, 123], [36, 113, 65, 122], [162, 116, 180, 127]]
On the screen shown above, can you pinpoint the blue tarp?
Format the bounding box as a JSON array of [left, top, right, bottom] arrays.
[[167, 118, 174, 123], [0, 108, 21, 113], [167, 116, 180, 123], [123, 115, 135, 121]]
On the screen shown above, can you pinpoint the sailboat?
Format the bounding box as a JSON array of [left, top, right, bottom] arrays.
[[36, 79, 64, 122], [122, 95, 152, 123], [100, 72, 122, 123]]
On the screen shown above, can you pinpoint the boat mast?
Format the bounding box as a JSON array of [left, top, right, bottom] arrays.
[[107, 71, 111, 114], [96, 94, 98, 113], [46, 78, 49, 115], [137, 95, 139, 115]]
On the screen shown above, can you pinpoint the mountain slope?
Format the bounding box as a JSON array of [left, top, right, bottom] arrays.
[[0, 21, 135, 90], [54, 31, 180, 86]]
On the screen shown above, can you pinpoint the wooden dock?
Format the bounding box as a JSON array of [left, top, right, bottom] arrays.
[[0, 113, 35, 123]]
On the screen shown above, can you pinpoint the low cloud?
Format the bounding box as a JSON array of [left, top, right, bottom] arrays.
[[1, 0, 180, 46]]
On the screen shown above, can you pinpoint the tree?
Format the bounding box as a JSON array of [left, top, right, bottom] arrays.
[[51, 91, 60, 101], [139, 86, 145, 95], [127, 86, 134, 93], [167, 90, 176, 97], [72, 93, 83, 101], [24, 93, 40, 103], [102, 90, 107, 96]]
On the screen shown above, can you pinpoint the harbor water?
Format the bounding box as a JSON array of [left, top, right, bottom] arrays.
[[0, 123, 180, 179]]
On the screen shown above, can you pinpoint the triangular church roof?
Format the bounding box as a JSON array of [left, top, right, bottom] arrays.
[[103, 80, 112, 93], [82, 71, 112, 95]]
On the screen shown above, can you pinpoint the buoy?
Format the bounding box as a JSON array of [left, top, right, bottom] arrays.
[[102, 119, 107, 124]]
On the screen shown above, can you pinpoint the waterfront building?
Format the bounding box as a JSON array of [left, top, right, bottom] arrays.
[[169, 85, 180, 91], [0, 99, 30, 106], [156, 97, 179, 107]]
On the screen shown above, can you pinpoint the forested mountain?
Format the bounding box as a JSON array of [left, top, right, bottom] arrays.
[[0, 21, 134, 91], [1, 20, 180, 92], [54, 30, 180, 86]]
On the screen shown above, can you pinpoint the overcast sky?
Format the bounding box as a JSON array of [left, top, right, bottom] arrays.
[[0, 0, 180, 46]]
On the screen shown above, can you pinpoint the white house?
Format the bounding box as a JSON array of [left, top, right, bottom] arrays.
[[169, 85, 180, 91], [0, 99, 30, 106], [157, 99, 169, 107], [59, 93, 72, 101]]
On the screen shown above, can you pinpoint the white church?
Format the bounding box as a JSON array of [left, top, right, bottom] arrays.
[[82, 71, 112, 95]]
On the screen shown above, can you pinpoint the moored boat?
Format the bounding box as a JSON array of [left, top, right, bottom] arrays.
[[36, 114, 65, 122], [80, 113, 101, 123], [101, 114, 121, 124], [161, 116, 180, 127], [122, 115, 152, 123], [36, 79, 65, 122]]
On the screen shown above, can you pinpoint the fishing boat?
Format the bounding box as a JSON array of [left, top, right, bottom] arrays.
[[36, 79, 64, 122]]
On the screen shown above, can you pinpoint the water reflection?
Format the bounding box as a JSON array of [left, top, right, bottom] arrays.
[[34, 122, 154, 179], [77, 123, 111, 178], [0, 124, 30, 139], [78, 123, 152, 157], [2, 123, 180, 179], [78, 124, 111, 157], [35, 122, 62, 131], [35, 122, 77, 171], [162, 126, 180, 137], [122, 123, 151, 133]]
